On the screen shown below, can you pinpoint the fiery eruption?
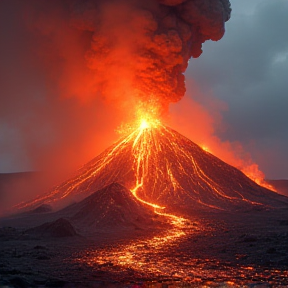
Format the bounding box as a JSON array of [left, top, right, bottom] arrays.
[[17, 115, 286, 214], [40, 0, 231, 113], [1, 0, 278, 213]]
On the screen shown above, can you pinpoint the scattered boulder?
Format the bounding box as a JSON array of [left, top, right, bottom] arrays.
[[266, 247, 277, 254], [239, 234, 258, 243], [9, 277, 31, 288]]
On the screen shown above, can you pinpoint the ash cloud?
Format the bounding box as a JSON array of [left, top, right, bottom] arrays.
[[69, 0, 231, 111]]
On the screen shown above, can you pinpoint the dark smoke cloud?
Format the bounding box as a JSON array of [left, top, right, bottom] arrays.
[[68, 0, 231, 111], [0, 0, 230, 209], [1, 0, 231, 115]]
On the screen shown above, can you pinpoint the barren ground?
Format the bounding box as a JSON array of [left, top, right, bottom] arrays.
[[1, 208, 288, 288]]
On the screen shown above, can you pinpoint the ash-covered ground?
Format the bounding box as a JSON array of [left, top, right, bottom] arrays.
[[1, 206, 288, 288]]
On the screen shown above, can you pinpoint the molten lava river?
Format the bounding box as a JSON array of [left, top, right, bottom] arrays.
[[71, 208, 288, 287], [64, 120, 288, 287]]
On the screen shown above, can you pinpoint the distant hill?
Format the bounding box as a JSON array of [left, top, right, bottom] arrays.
[[0, 183, 166, 237], [26, 218, 78, 238]]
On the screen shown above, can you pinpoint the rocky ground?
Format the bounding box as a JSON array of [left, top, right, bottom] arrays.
[[1, 207, 288, 288]]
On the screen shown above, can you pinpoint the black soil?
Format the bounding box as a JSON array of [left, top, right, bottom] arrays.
[[1, 207, 288, 287]]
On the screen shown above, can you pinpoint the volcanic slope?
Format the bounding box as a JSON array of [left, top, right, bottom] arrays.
[[15, 183, 161, 237], [17, 123, 288, 213], [61, 183, 158, 231]]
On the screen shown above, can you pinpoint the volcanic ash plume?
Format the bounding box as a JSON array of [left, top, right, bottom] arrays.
[[69, 0, 231, 111]]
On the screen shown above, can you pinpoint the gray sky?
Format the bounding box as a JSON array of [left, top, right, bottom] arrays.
[[0, 0, 287, 180], [185, 0, 288, 179]]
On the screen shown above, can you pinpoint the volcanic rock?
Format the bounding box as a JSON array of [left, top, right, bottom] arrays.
[[61, 183, 156, 230], [26, 218, 78, 238]]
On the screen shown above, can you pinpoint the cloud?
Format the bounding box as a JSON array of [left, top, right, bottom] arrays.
[[185, 0, 288, 178]]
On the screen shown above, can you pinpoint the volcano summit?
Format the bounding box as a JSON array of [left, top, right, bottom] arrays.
[[17, 121, 287, 214]]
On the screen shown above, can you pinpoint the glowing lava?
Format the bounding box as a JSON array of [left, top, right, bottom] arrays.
[[139, 119, 150, 130], [79, 220, 193, 277], [13, 115, 288, 285], [16, 116, 286, 213]]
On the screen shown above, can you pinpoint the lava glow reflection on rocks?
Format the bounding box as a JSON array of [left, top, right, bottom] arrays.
[[74, 224, 288, 287], [76, 221, 196, 278]]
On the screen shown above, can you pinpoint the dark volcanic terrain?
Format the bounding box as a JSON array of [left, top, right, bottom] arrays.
[[0, 209, 288, 287], [1, 183, 288, 287]]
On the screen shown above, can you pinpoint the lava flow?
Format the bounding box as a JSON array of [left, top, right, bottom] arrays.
[[77, 219, 194, 279], [16, 116, 287, 214], [8, 116, 288, 286]]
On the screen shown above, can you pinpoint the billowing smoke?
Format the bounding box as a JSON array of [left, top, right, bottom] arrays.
[[10, 0, 231, 115], [68, 0, 231, 112]]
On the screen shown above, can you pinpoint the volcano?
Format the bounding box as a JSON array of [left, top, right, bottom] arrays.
[[18, 123, 288, 213]]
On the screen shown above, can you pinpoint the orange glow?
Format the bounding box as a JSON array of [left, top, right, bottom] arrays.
[[241, 164, 277, 192], [130, 115, 187, 226], [202, 145, 210, 153], [169, 94, 278, 193], [16, 108, 277, 212], [139, 119, 150, 130]]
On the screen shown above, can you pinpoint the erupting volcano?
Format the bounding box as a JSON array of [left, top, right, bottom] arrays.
[[2, 0, 288, 286], [8, 117, 288, 286], [17, 118, 287, 214]]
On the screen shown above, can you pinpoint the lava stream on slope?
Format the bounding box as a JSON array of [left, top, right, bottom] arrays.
[[16, 120, 288, 214]]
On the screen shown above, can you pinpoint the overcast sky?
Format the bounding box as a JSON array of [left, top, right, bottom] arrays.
[[185, 0, 288, 179], [0, 0, 287, 180]]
